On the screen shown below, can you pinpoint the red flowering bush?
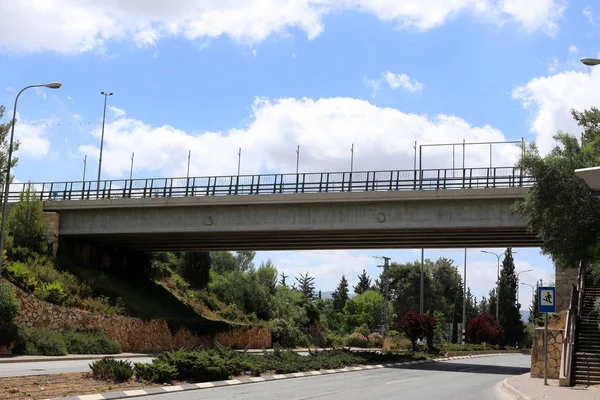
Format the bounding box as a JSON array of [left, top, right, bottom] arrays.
[[467, 314, 503, 345], [397, 312, 437, 351]]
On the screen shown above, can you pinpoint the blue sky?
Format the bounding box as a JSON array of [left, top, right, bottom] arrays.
[[4, 0, 600, 307]]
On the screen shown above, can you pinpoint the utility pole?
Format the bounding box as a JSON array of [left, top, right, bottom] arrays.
[[376, 256, 391, 338], [296, 145, 300, 175], [186, 150, 191, 179], [237, 147, 242, 176], [420, 248, 425, 315], [97, 91, 113, 193], [462, 248, 467, 345], [129, 152, 134, 180], [82, 155, 87, 182]]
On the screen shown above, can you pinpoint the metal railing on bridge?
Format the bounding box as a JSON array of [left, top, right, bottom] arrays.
[[9, 166, 534, 202]]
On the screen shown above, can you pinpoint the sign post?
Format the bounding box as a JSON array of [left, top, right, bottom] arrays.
[[538, 286, 556, 386]]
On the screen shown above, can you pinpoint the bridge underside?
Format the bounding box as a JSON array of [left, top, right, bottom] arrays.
[[61, 227, 541, 251]]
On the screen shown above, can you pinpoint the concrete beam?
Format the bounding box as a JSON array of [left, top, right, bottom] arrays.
[[52, 188, 538, 251]]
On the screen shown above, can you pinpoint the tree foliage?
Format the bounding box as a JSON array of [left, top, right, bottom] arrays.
[[331, 275, 349, 312], [514, 107, 600, 269], [177, 252, 211, 290], [353, 269, 371, 295], [497, 248, 524, 346], [0, 105, 20, 189], [397, 312, 436, 351], [343, 290, 394, 333], [467, 314, 503, 345], [295, 272, 315, 301], [8, 183, 47, 253], [0, 280, 20, 347]]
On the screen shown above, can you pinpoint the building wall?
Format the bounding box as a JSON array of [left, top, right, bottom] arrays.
[[530, 328, 564, 379]]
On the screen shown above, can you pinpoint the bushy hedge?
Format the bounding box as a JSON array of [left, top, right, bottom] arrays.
[[90, 357, 134, 382], [0, 280, 20, 347], [12, 327, 121, 356], [130, 346, 425, 384]]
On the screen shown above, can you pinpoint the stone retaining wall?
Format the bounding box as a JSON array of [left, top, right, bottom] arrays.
[[530, 328, 563, 379], [556, 267, 578, 312], [9, 280, 271, 352]]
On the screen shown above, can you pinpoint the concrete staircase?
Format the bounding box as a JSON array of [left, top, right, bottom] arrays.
[[572, 285, 600, 385]]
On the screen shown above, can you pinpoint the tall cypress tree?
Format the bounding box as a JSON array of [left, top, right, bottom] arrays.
[[529, 282, 542, 326], [353, 269, 371, 295], [497, 248, 525, 346], [332, 275, 350, 312]]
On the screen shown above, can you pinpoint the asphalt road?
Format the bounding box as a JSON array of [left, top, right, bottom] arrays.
[[143, 354, 530, 400], [0, 357, 155, 377]]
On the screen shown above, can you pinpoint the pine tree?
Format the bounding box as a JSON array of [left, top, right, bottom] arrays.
[[279, 272, 289, 287], [497, 248, 525, 346], [478, 296, 489, 316], [296, 272, 315, 301], [8, 183, 47, 253], [332, 275, 349, 312], [353, 269, 371, 295], [488, 288, 497, 316]]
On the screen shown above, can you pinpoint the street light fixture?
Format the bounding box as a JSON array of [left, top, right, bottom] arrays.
[[0, 82, 62, 275], [481, 250, 518, 320], [97, 91, 113, 192], [516, 269, 533, 304]]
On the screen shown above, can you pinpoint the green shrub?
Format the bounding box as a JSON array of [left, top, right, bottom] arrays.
[[63, 329, 121, 354], [347, 332, 369, 348], [40, 282, 67, 305], [324, 332, 344, 347], [9, 246, 38, 263], [0, 280, 20, 347], [90, 357, 134, 382], [134, 360, 177, 383], [270, 318, 310, 348], [12, 327, 121, 356], [368, 332, 383, 348], [13, 327, 68, 356], [5, 262, 38, 292]]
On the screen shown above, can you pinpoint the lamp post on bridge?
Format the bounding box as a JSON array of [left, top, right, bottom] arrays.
[[97, 91, 113, 193], [0, 82, 62, 275]]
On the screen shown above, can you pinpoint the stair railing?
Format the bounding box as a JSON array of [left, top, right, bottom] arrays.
[[559, 263, 584, 387]]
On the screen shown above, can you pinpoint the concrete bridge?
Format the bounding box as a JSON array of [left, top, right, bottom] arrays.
[[41, 187, 538, 251], [10, 166, 538, 251]]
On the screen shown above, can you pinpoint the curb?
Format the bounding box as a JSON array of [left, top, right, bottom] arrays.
[[0, 354, 157, 364], [501, 376, 533, 400], [46, 353, 515, 400]]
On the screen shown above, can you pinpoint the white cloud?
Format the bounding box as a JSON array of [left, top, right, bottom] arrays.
[[363, 76, 381, 97], [12, 114, 52, 159], [6, 87, 14, 93], [384, 72, 424, 93], [498, 0, 565, 35], [78, 96, 522, 179], [512, 67, 600, 154], [568, 44, 579, 55], [584, 6, 596, 25], [109, 106, 126, 118], [0, 0, 566, 54]]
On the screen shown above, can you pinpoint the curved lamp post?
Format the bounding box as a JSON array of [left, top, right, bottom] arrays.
[[0, 82, 62, 274], [481, 249, 518, 320]]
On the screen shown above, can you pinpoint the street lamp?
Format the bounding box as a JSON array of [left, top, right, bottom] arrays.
[[481, 250, 518, 320], [97, 91, 113, 192], [0, 82, 62, 275], [516, 269, 533, 304]]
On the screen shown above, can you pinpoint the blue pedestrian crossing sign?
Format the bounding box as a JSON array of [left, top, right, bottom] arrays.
[[538, 286, 556, 313]]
